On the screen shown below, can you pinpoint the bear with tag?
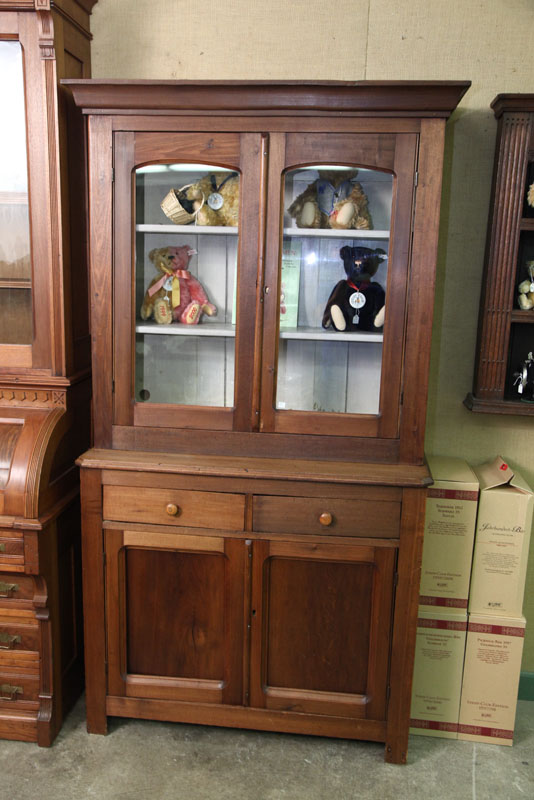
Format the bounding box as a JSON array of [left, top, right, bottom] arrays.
[[322, 245, 386, 332]]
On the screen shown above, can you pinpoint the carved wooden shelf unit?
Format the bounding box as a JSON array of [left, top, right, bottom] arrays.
[[0, 0, 97, 745], [66, 79, 469, 763], [465, 94, 534, 414]]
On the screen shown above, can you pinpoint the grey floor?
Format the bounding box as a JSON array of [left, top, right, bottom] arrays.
[[0, 699, 532, 800]]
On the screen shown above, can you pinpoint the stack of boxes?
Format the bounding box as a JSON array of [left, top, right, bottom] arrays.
[[410, 455, 533, 745]]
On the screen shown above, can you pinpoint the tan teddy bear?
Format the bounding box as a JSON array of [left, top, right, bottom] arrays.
[[168, 172, 240, 227], [140, 245, 216, 325], [288, 169, 372, 230]]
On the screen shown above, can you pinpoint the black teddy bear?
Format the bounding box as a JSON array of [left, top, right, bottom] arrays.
[[322, 245, 386, 332]]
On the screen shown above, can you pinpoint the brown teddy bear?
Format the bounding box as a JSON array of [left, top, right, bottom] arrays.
[[140, 245, 216, 325], [168, 172, 240, 227], [288, 169, 372, 230]]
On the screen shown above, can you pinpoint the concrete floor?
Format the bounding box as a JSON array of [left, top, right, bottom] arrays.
[[0, 699, 532, 800]]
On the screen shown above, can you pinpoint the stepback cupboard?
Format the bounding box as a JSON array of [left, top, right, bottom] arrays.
[[0, 0, 97, 745], [66, 80, 469, 763]]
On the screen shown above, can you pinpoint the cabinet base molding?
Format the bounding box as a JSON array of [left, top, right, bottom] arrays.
[[105, 696, 388, 743], [0, 709, 38, 743]]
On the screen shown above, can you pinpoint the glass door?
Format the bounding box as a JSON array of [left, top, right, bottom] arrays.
[[113, 131, 264, 433], [260, 133, 418, 440], [134, 163, 239, 408], [0, 41, 32, 347]]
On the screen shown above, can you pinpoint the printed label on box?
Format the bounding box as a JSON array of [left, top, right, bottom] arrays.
[[458, 614, 525, 746], [419, 457, 478, 610], [410, 611, 467, 739], [468, 458, 533, 617]]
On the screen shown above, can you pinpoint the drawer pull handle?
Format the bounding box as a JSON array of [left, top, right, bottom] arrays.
[[0, 582, 18, 597], [0, 544, 5, 552], [0, 684, 22, 700], [319, 512, 333, 526], [0, 633, 21, 650], [166, 503, 180, 517]]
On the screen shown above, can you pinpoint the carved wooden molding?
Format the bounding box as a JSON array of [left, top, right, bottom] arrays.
[[0, 388, 66, 408]]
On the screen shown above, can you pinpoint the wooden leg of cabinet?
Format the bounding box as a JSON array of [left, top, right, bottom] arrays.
[[80, 468, 108, 735], [385, 488, 426, 764]]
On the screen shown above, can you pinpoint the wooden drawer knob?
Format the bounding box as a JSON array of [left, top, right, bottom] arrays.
[[319, 512, 333, 526], [166, 503, 180, 517]]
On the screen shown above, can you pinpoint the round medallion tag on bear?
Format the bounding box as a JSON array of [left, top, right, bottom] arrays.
[[207, 192, 224, 210], [349, 291, 366, 309]]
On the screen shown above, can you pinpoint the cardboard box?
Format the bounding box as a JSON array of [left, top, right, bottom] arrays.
[[458, 614, 526, 745], [410, 609, 468, 739], [419, 456, 479, 611], [468, 457, 533, 617]]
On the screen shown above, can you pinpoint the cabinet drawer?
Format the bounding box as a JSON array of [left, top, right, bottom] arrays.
[[0, 536, 24, 568], [253, 496, 401, 538], [0, 669, 39, 705], [0, 575, 34, 602], [104, 485, 246, 531], [0, 620, 39, 655]]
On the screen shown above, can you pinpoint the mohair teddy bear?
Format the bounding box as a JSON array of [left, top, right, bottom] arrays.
[[322, 245, 386, 332], [140, 245, 216, 325], [288, 170, 372, 230], [517, 262, 534, 310], [174, 172, 240, 227]]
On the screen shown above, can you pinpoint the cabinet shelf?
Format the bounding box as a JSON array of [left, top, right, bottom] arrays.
[[136, 322, 383, 343], [136, 223, 390, 240], [283, 227, 390, 240], [0, 278, 31, 289], [136, 322, 236, 337], [136, 224, 238, 236], [511, 310, 534, 323]]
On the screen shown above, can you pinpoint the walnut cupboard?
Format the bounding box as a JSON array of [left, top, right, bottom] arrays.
[[67, 79, 469, 763], [0, 0, 97, 745], [466, 94, 534, 413]]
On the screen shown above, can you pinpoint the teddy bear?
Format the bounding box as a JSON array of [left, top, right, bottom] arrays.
[[517, 262, 534, 310], [322, 245, 386, 332], [288, 170, 372, 230], [167, 172, 240, 227], [140, 245, 216, 325]]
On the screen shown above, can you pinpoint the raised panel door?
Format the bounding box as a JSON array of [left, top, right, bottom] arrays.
[[105, 529, 247, 705], [249, 539, 396, 720]]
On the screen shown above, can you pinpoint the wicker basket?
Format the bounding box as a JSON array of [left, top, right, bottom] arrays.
[[160, 184, 204, 225]]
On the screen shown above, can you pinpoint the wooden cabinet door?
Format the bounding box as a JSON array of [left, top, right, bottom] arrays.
[[105, 530, 247, 705], [249, 539, 396, 720]]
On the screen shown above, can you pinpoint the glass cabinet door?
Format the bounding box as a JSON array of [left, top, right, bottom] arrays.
[[261, 133, 418, 439], [277, 166, 391, 416], [134, 163, 239, 408], [0, 41, 32, 345], [113, 131, 263, 433]]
